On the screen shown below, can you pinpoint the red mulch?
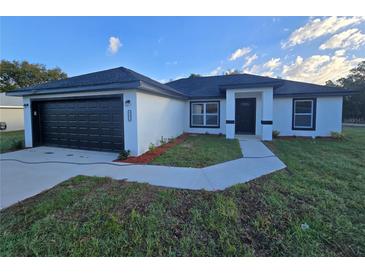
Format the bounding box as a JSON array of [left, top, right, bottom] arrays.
[[116, 133, 190, 164]]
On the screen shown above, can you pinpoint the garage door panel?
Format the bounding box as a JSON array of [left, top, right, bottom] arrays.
[[35, 97, 124, 152]]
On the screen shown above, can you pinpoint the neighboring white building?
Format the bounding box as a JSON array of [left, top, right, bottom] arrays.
[[0, 92, 24, 132], [7, 67, 351, 156]]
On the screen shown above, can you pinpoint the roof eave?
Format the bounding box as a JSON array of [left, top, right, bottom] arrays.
[[274, 90, 357, 97], [219, 81, 282, 91], [6, 82, 142, 97], [139, 81, 188, 100]]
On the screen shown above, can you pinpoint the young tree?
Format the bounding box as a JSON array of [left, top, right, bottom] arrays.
[[0, 60, 67, 93]]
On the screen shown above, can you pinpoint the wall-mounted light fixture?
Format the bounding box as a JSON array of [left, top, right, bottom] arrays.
[[23, 103, 29, 107], [125, 100, 131, 107]]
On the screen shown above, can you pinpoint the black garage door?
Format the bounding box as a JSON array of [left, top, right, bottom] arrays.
[[32, 96, 124, 152]]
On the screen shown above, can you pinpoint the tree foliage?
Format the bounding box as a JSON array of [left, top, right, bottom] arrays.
[[326, 61, 365, 122], [224, 69, 240, 75], [0, 60, 67, 93], [188, 73, 201, 78]]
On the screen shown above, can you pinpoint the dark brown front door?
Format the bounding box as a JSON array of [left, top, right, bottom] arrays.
[[235, 98, 256, 134]]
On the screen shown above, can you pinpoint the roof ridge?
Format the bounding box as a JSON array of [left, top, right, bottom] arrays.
[[167, 72, 283, 84]]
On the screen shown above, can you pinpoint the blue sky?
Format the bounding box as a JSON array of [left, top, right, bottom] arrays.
[[1, 16, 365, 84]]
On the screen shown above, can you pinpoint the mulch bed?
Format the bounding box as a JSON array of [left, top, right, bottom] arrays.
[[116, 133, 190, 164]]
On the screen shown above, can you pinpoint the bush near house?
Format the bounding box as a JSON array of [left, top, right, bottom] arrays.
[[0, 130, 24, 153]]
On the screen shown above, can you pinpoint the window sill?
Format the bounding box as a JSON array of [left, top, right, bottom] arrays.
[[292, 127, 316, 131], [190, 125, 220, 129]]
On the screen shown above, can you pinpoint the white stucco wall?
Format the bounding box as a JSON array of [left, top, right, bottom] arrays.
[[273, 96, 343, 137], [23, 97, 33, 147], [185, 99, 226, 134], [0, 107, 24, 131], [136, 92, 185, 155]]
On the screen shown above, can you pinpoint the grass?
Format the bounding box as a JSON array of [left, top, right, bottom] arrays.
[[0, 130, 24, 153], [0, 127, 364, 256], [151, 134, 243, 167]]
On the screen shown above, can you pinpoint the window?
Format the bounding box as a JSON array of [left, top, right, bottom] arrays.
[[292, 98, 316, 130], [190, 101, 220, 127]]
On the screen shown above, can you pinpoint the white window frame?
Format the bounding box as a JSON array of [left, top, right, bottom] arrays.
[[191, 101, 219, 128], [293, 99, 315, 130]]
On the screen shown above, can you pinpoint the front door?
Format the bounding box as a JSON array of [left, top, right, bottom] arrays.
[[235, 98, 256, 134]]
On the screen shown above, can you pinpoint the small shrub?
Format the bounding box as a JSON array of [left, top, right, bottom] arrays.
[[11, 139, 23, 150], [160, 136, 167, 145], [272, 130, 280, 138], [118, 149, 130, 160], [149, 143, 156, 151], [331, 131, 346, 140]]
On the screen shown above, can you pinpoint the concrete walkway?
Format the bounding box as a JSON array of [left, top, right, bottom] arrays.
[[0, 140, 286, 209]]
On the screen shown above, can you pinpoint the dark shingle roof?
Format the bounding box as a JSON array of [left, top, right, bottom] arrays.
[[8, 66, 353, 99], [167, 74, 353, 98], [273, 79, 351, 96], [9, 67, 187, 99], [166, 74, 283, 98]]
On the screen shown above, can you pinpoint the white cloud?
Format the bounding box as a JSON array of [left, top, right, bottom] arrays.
[[210, 66, 222, 76], [335, 49, 346, 56], [243, 64, 260, 75], [319, 28, 365, 50], [108, 36, 122, 54], [282, 54, 365, 84], [282, 16, 365, 48], [263, 58, 281, 70], [229, 47, 251, 61], [262, 71, 275, 77], [165, 61, 178, 65], [243, 54, 258, 69]]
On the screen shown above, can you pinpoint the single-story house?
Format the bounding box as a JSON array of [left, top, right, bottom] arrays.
[[0, 92, 24, 132], [7, 66, 352, 156]]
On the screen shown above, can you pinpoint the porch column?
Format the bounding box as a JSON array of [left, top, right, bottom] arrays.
[[261, 88, 273, 141], [225, 89, 235, 139]]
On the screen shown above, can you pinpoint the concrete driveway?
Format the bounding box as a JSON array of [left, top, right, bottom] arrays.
[[0, 147, 120, 209], [1, 142, 286, 209]]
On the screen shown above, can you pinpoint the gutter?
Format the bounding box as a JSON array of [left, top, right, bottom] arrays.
[[6, 79, 188, 100], [274, 90, 358, 97], [5, 81, 140, 97]]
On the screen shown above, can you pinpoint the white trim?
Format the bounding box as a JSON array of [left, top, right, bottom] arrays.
[[191, 101, 219, 127], [0, 106, 24, 109], [293, 99, 314, 129]]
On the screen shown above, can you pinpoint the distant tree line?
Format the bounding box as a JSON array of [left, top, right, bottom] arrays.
[[326, 61, 365, 123], [0, 60, 67, 93]]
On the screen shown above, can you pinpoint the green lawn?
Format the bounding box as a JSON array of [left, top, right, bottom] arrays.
[[0, 130, 24, 153], [151, 134, 243, 167], [1, 127, 364, 256]]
